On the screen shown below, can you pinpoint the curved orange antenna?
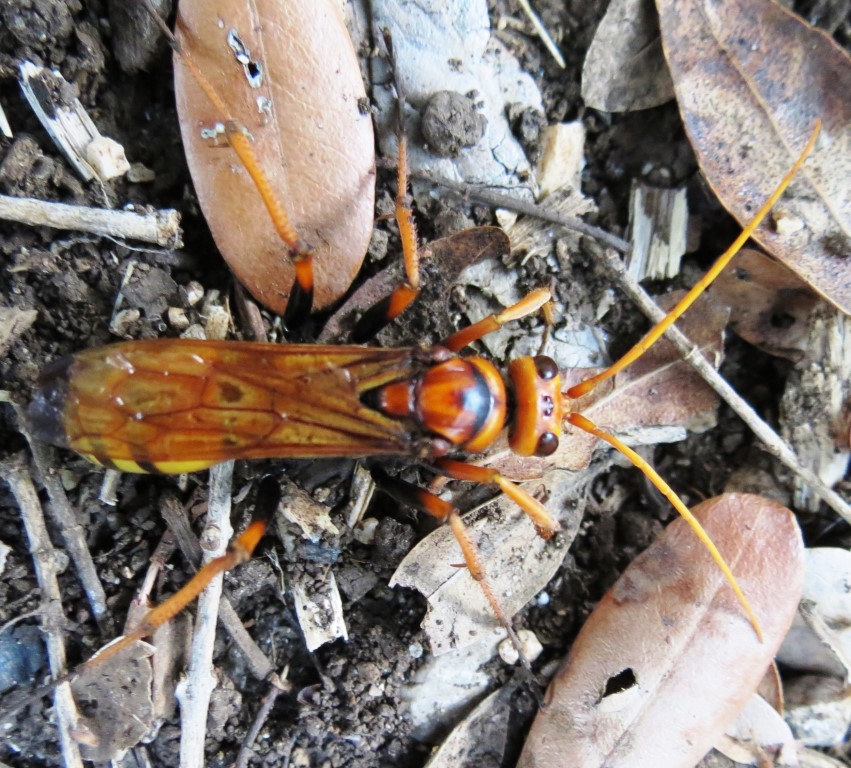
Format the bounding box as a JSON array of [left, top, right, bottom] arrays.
[[569, 121, 820, 400], [568, 413, 763, 640], [562, 122, 821, 640]]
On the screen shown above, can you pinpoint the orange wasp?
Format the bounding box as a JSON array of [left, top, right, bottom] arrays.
[[24, 14, 818, 668]]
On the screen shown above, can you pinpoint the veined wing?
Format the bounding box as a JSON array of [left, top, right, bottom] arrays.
[[29, 339, 422, 473]]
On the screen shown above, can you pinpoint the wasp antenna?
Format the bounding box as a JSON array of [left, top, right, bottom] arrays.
[[568, 412, 765, 641], [568, 121, 821, 400]]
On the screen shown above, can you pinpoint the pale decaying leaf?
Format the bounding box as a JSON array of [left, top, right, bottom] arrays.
[[518, 494, 805, 768], [778, 548, 851, 681], [714, 693, 798, 766], [421, 689, 510, 768], [709, 248, 820, 362], [582, 0, 675, 112], [175, 0, 375, 313], [657, 0, 851, 313], [367, 0, 542, 192], [391, 468, 588, 654], [70, 640, 155, 762], [401, 633, 504, 740], [785, 674, 851, 749]]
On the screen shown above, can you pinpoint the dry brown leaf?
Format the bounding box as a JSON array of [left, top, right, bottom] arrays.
[[657, 0, 851, 313], [518, 494, 805, 768], [175, 0, 374, 313], [709, 248, 820, 361], [320, 227, 510, 343], [582, 0, 675, 112]]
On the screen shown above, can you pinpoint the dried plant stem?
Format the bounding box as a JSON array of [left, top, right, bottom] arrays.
[[597, 246, 851, 523], [234, 669, 290, 768], [159, 493, 278, 681], [176, 461, 233, 768], [1, 455, 84, 768], [399, 164, 632, 254], [17, 405, 112, 632], [516, 0, 566, 68], [0, 194, 182, 247]]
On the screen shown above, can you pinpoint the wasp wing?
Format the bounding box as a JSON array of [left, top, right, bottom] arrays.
[[29, 340, 420, 473]]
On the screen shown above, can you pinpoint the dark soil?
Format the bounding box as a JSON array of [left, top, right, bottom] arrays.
[[1, 1, 849, 767]]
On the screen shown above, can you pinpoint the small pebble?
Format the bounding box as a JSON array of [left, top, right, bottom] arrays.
[[167, 306, 190, 330], [499, 629, 543, 666], [204, 305, 230, 340], [182, 280, 205, 307]]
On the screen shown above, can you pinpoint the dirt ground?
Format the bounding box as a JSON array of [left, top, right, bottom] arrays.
[[1, 0, 849, 767]]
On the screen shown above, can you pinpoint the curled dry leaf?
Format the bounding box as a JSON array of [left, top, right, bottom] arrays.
[[778, 548, 851, 680], [582, 0, 674, 112], [709, 248, 819, 362], [518, 494, 804, 768], [175, 0, 375, 313], [714, 693, 798, 765], [656, 0, 851, 313]]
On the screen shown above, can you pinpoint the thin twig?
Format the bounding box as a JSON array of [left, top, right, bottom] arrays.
[[175, 461, 233, 768], [593, 243, 851, 523], [397, 163, 632, 254], [159, 492, 278, 680], [1, 455, 84, 768], [234, 668, 291, 768], [14, 405, 112, 633], [516, 0, 566, 68], [0, 194, 182, 247]]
